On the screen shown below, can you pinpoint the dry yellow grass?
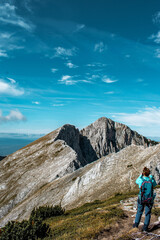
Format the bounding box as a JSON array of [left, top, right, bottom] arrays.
[[43, 192, 138, 240]]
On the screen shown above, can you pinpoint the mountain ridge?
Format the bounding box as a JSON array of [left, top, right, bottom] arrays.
[[0, 117, 159, 227]]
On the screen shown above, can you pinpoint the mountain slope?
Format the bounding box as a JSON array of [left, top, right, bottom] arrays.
[[0, 117, 158, 227], [0, 124, 87, 222], [0, 143, 160, 227]]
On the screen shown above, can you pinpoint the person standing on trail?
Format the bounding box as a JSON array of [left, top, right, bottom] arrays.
[[133, 167, 157, 232]]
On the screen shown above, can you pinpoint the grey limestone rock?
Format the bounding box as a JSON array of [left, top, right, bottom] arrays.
[[80, 117, 156, 162]]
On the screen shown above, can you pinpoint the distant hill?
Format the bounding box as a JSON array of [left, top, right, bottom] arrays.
[[149, 137, 160, 142], [0, 134, 44, 156]]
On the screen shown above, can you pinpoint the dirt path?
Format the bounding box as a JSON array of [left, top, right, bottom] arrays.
[[96, 189, 160, 240]]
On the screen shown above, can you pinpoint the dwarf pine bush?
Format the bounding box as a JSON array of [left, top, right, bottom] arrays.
[[30, 205, 65, 221], [0, 205, 65, 240]]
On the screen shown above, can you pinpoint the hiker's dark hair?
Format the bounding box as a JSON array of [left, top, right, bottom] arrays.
[[143, 167, 150, 177]]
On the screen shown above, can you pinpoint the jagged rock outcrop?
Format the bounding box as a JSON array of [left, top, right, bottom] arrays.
[[0, 144, 160, 227], [80, 117, 156, 162], [0, 117, 158, 227]]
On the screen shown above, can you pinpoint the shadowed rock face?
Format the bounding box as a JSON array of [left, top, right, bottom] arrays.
[[0, 117, 158, 226], [0, 156, 5, 161]]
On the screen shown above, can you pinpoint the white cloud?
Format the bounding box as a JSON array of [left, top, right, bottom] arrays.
[[59, 75, 76, 85], [0, 50, 8, 57], [58, 75, 92, 85], [0, 31, 24, 57], [51, 68, 58, 73], [52, 104, 65, 107], [54, 46, 77, 58], [137, 78, 144, 82], [112, 107, 160, 127], [86, 62, 107, 67], [153, 11, 160, 24], [0, 79, 24, 96], [32, 101, 40, 105], [155, 49, 160, 58], [0, 109, 26, 124], [86, 63, 96, 67], [102, 76, 118, 83], [74, 24, 85, 32], [94, 42, 106, 53], [125, 54, 131, 58], [7, 77, 16, 84], [104, 91, 114, 94], [65, 62, 78, 68], [0, 3, 34, 31], [0, 32, 12, 39], [87, 74, 100, 80], [23, 0, 33, 13], [80, 80, 92, 83], [150, 31, 160, 44]]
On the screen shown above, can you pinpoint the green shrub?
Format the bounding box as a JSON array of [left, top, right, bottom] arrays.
[[30, 205, 65, 221], [0, 205, 64, 240], [0, 218, 49, 240]]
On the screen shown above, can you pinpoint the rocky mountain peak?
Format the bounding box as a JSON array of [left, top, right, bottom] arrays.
[[80, 117, 157, 162], [0, 117, 158, 227]]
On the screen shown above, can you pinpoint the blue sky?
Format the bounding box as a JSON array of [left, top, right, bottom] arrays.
[[0, 0, 160, 137]]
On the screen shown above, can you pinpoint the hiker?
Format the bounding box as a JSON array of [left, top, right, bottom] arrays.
[[133, 167, 157, 232]]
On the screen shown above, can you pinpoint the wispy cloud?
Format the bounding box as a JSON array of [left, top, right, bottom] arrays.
[[51, 68, 58, 73], [58, 75, 77, 85], [74, 24, 85, 32], [0, 32, 12, 39], [125, 54, 131, 58], [0, 50, 8, 57], [149, 31, 160, 44], [7, 77, 16, 84], [23, 0, 33, 13], [0, 3, 34, 31], [155, 49, 160, 58], [137, 78, 144, 82], [32, 101, 40, 105], [86, 74, 100, 81], [58, 75, 92, 85], [0, 31, 24, 57], [104, 91, 114, 94], [86, 62, 107, 67], [0, 79, 24, 96], [52, 104, 65, 107], [102, 76, 118, 83], [0, 109, 26, 124], [65, 61, 78, 68], [112, 107, 160, 127], [54, 46, 77, 58], [94, 41, 107, 53], [153, 11, 160, 24]]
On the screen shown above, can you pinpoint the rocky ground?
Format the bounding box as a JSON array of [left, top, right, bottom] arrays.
[[97, 188, 160, 240]]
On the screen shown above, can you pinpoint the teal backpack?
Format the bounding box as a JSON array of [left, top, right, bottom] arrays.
[[140, 178, 153, 204]]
